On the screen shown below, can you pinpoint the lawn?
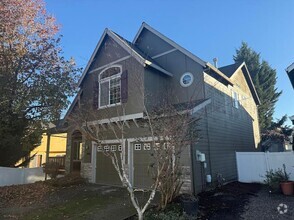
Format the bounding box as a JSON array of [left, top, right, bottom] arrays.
[[0, 176, 137, 220]]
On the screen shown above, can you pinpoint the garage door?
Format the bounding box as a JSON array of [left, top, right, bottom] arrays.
[[96, 144, 122, 186], [133, 143, 154, 188]]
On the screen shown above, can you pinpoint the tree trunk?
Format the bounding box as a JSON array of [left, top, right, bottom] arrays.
[[138, 212, 143, 220]]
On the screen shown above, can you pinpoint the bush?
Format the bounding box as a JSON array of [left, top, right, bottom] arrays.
[[264, 165, 290, 192], [145, 203, 188, 220], [42, 161, 60, 179]]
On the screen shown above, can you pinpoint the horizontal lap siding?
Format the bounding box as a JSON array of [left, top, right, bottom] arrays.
[[192, 72, 259, 193]]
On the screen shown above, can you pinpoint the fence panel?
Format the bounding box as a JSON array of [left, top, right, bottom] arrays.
[[0, 167, 45, 187], [236, 152, 294, 183]]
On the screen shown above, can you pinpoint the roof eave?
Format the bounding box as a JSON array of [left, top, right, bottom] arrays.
[[77, 29, 108, 87], [206, 62, 234, 85], [241, 63, 261, 105]]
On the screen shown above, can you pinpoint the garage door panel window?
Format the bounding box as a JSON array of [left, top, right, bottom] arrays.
[[118, 145, 122, 151], [111, 145, 117, 151], [135, 144, 141, 150], [144, 143, 151, 150]]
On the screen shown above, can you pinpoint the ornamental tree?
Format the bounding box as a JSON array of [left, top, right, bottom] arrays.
[[0, 0, 80, 166]]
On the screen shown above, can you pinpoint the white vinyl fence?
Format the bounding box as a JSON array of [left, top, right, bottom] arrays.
[[0, 167, 45, 187], [236, 152, 294, 183]]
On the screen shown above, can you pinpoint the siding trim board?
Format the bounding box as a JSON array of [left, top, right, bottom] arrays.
[[89, 55, 132, 74], [151, 48, 177, 59], [87, 112, 144, 126]]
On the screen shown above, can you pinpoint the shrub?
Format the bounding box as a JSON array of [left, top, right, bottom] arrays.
[[264, 164, 290, 192], [42, 161, 60, 179], [145, 203, 188, 220]]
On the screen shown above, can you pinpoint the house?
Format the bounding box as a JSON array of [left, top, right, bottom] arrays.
[[64, 23, 260, 193], [28, 133, 67, 168], [286, 62, 294, 88]]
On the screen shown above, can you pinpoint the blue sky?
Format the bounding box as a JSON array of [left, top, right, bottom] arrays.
[[46, 0, 294, 125]]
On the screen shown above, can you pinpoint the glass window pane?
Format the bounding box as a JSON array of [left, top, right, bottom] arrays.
[[110, 78, 121, 104], [100, 81, 109, 106], [100, 67, 121, 79]]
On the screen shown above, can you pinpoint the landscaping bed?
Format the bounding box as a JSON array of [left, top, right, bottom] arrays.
[[197, 181, 262, 219]]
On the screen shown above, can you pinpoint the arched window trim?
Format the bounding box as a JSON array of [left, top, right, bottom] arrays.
[[98, 65, 122, 108], [99, 65, 122, 82]]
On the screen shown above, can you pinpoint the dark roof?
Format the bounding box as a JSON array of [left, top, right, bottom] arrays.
[[218, 62, 242, 77], [287, 68, 294, 89]]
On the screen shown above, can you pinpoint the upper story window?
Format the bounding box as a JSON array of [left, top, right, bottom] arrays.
[[99, 65, 122, 108], [180, 72, 194, 87], [232, 91, 239, 108]]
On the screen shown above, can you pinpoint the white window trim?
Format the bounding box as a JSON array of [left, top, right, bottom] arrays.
[[98, 65, 122, 108], [180, 72, 194, 87]]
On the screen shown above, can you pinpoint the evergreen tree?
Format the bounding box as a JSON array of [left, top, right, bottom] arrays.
[[234, 42, 282, 131]]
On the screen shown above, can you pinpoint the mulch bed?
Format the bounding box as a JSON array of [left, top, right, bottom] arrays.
[[197, 181, 262, 219]]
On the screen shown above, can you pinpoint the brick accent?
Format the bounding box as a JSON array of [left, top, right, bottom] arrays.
[[180, 166, 192, 193], [81, 162, 92, 182]]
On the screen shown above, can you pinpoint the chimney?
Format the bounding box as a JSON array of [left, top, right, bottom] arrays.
[[213, 58, 218, 68]]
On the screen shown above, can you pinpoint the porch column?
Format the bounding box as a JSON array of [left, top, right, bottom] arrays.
[[45, 132, 51, 180]]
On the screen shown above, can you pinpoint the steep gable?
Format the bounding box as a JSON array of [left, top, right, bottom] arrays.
[[133, 22, 206, 67], [219, 62, 260, 105], [77, 28, 172, 87]]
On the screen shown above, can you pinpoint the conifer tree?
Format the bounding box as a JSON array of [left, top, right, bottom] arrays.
[[234, 42, 282, 131]]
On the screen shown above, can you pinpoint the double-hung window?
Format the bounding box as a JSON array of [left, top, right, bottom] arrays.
[[99, 65, 122, 108], [232, 91, 239, 108]]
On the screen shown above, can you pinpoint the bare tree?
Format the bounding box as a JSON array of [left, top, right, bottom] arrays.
[[68, 87, 199, 219]]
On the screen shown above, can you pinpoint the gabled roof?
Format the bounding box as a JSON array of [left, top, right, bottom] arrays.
[[219, 62, 261, 105], [286, 62, 294, 89], [77, 28, 172, 87], [219, 62, 243, 78], [133, 22, 207, 67]]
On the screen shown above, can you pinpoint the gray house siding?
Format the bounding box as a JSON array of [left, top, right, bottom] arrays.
[[64, 24, 260, 195], [136, 30, 205, 104], [135, 28, 174, 57], [154, 50, 205, 103], [79, 35, 145, 120]]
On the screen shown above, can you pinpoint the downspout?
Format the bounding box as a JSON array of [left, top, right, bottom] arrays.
[[203, 70, 213, 184]]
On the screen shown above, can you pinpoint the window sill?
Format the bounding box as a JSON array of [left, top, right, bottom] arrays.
[[99, 102, 122, 109]]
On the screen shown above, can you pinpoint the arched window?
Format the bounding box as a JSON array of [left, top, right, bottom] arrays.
[[99, 65, 122, 107]]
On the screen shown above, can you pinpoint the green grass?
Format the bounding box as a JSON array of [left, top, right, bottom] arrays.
[[22, 194, 113, 220]]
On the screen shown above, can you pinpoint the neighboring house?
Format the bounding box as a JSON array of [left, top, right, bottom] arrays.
[[28, 133, 67, 168], [64, 23, 260, 193], [286, 62, 294, 88]]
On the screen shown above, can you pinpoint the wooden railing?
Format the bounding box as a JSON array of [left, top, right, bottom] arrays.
[[48, 156, 66, 171]]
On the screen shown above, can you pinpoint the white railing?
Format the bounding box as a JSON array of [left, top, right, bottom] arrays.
[[0, 167, 45, 187], [236, 152, 294, 183]]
